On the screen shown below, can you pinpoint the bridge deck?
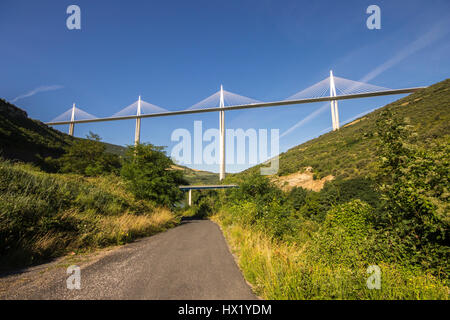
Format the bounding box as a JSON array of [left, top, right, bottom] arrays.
[[45, 87, 425, 125], [179, 184, 238, 191]]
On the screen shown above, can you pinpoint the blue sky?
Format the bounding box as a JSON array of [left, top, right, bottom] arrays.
[[1, 0, 449, 173]]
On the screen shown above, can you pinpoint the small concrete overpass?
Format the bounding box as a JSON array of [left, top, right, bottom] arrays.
[[179, 185, 238, 206]]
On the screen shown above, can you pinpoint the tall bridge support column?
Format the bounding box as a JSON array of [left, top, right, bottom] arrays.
[[330, 71, 340, 130], [69, 123, 75, 136], [188, 189, 192, 206], [333, 100, 340, 130], [134, 96, 142, 146], [69, 103, 75, 136], [330, 101, 336, 131], [219, 85, 226, 181]]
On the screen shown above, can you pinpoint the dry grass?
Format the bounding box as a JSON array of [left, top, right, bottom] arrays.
[[99, 207, 177, 237], [0, 160, 179, 270], [21, 208, 178, 267], [212, 215, 449, 300], [31, 232, 67, 254]]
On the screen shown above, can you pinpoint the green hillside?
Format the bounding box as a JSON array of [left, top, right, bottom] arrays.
[[239, 78, 450, 181], [0, 99, 128, 165], [0, 101, 187, 270], [173, 165, 219, 185], [207, 79, 449, 299], [0, 99, 73, 167], [0, 99, 218, 183]]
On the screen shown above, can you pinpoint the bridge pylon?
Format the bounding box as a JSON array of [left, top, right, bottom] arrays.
[[219, 85, 225, 181], [69, 103, 75, 136], [330, 70, 340, 131], [134, 96, 142, 146]]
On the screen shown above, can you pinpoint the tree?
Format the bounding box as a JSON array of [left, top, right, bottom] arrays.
[[120, 143, 186, 206], [288, 186, 309, 210], [375, 109, 449, 272], [56, 132, 121, 176]]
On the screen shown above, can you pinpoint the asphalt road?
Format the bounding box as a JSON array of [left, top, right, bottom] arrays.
[[0, 219, 257, 300]]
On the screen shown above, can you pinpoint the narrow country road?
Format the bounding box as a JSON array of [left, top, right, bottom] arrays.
[[0, 219, 257, 300]]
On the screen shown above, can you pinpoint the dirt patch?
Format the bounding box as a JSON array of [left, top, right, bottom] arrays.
[[171, 165, 204, 172], [343, 117, 366, 128], [272, 167, 334, 192]]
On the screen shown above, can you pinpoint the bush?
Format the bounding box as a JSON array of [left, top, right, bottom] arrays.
[[321, 177, 380, 209], [288, 187, 308, 210], [0, 160, 176, 270], [49, 132, 121, 176], [257, 199, 299, 240], [192, 197, 215, 219], [376, 110, 449, 275], [120, 143, 186, 206], [298, 192, 325, 222], [303, 200, 376, 269], [226, 173, 283, 206], [215, 221, 449, 300]]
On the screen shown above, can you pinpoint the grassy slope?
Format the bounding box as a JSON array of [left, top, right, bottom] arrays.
[[0, 98, 218, 271], [0, 160, 178, 271], [174, 165, 219, 185], [0, 99, 73, 166], [213, 79, 450, 299], [0, 99, 127, 164], [212, 216, 448, 299], [239, 79, 450, 180], [0, 100, 181, 271]]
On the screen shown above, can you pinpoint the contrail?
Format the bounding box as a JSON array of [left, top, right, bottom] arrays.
[[11, 85, 64, 103], [280, 18, 450, 139], [280, 103, 329, 138], [360, 19, 450, 84], [317, 107, 377, 135]]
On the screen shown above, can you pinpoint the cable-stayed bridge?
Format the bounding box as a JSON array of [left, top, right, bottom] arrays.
[[45, 71, 425, 180]]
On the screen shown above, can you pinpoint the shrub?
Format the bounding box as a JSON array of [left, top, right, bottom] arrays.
[[324, 199, 372, 236], [298, 192, 325, 222], [192, 197, 215, 219], [215, 220, 449, 300], [304, 200, 376, 268], [226, 173, 283, 206], [257, 199, 299, 240], [321, 177, 380, 209], [51, 132, 121, 176], [0, 160, 175, 270], [120, 143, 186, 206], [288, 187, 308, 210], [376, 110, 449, 274]]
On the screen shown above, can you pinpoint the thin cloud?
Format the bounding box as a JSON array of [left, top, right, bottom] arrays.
[[280, 18, 450, 139], [360, 19, 450, 84], [280, 103, 329, 138], [317, 107, 377, 135], [11, 85, 64, 103]]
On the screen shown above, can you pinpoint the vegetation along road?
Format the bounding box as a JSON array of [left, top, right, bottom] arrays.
[[0, 219, 256, 299], [0, 80, 448, 300]]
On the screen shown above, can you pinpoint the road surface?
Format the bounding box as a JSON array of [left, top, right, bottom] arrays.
[[0, 219, 257, 300]]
